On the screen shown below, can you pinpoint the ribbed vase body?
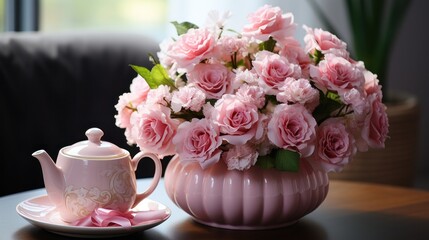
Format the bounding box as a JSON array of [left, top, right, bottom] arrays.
[[164, 156, 329, 230]]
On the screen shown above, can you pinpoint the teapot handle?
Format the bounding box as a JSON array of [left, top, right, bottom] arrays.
[[130, 152, 162, 208]]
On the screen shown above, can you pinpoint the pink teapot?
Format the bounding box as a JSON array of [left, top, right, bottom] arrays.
[[32, 127, 162, 222]]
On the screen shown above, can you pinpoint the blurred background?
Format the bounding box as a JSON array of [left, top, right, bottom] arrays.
[[1, 0, 427, 189]]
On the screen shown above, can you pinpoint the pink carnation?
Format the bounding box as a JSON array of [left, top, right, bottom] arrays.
[[277, 78, 319, 111], [115, 93, 138, 145], [232, 69, 259, 90], [267, 103, 317, 157], [130, 104, 180, 158], [115, 93, 137, 129], [236, 84, 266, 109], [223, 144, 259, 171], [242, 4, 296, 42], [342, 88, 366, 115], [171, 85, 206, 113], [173, 118, 222, 169], [145, 85, 172, 106], [214, 35, 246, 62], [114, 75, 150, 128]]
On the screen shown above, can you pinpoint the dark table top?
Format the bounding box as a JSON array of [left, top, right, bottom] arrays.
[[2, 178, 429, 240]]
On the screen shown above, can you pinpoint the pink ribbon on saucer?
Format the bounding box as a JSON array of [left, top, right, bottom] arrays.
[[72, 208, 168, 227]]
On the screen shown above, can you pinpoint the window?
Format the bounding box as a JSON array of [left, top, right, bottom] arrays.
[[2, 0, 38, 31], [40, 0, 168, 41], [0, 0, 4, 31]]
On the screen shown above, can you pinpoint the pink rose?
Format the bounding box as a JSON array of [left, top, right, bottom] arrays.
[[157, 38, 178, 75], [187, 63, 233, 99], [278, 37, 311, 75], [363, 69, 382, 97], [267, 103, 317, 157], [242, 4, 296, 42], [303, 26, 348, 57], [312, 118, 356, 172], [211, 95, 263, 145], [173, 118, 222, 169], [277, 78, 319, 111], [171, 85, 206, 113], [167, 28, 215, 71], [129, 74, 151, 96], [253, 50, 301, 94], [130, 104, 180, 158], [223, 144, 259, 171], [361, 93, 389, 148], [310, 54, 364, 94]]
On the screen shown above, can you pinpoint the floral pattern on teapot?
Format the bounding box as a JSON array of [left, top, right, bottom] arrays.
[[64, 169, 136, 219]]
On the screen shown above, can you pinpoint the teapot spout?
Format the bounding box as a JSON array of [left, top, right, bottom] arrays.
[[32, 150, 65, 205]]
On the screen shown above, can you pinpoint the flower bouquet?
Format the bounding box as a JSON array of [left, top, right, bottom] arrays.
[[115, 4, 389, 229], [115, 4, 388, 174]]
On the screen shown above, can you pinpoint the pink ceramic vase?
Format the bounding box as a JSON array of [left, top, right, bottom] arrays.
[[164, 155, 329, 230]]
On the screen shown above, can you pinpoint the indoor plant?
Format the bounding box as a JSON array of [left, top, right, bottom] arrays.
[[308, 0, 419, 186], [115, 5, 388, 229]]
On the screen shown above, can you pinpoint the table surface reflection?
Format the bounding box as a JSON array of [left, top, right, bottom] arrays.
[[2, 179, 429, 240]]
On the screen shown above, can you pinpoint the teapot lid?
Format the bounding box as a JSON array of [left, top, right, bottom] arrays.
[[62, 128, 128, 159]]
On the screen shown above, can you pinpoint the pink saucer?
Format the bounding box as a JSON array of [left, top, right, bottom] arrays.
[[16, 195, 171, 238]]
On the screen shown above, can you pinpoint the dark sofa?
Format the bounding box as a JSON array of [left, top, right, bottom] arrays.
[[0, 32, 162, 196]]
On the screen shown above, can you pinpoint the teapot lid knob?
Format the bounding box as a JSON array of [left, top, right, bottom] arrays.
[[85, 128, 104, 145], [62, 127, 127, 159]]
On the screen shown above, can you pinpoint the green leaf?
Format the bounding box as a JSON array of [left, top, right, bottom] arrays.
[[256, 155, 275, 169], [129, 64, 153, 86], [151, 64, 176, 89], [171, 21, 198, 36], [275, 149, 300, 172], [129, 64, 175, 89], [310, 49, 324, 65], [326, 91, 342, 104], [313, 91, 343, 124], [259, 37, 277, 52]]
